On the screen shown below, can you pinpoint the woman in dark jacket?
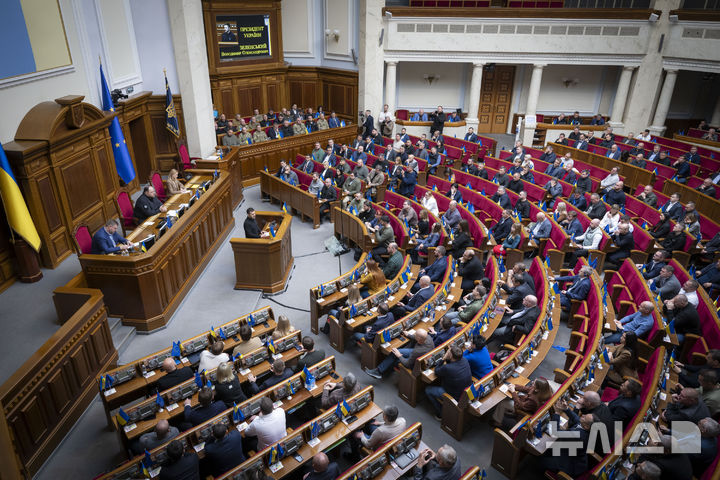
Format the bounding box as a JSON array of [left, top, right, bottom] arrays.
[[649, 212, 671, 240], [214, 362, 247, 407], [451, 219, 473, 258]]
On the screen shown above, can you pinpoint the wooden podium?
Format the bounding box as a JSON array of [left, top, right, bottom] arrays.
[[230, 212, 293, 293]]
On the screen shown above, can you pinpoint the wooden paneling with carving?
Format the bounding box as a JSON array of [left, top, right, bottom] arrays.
[[0, 285, 117, 478], [3, 96, 120, 268], [0, 206, 15, 293]]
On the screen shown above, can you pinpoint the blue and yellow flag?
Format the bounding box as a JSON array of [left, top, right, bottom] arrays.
[[116, 407, 130, 426], [100, 64, 136, 184], [267, 338, 276, 354], [233, 402, 245, 423], [142, 449, 153, 477], [164, 71, 180, 138], [335, 399, 351, 418], [0, 144, 41, 251], [282, 202, 288, 214]]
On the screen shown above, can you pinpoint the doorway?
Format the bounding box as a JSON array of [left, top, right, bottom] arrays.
[[476, 65, 515, 134], [129, 118, 152, 182]]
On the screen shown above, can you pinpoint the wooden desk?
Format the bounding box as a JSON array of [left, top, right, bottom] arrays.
[[79, 172, 234, 331], [230, 212, 293, 293]]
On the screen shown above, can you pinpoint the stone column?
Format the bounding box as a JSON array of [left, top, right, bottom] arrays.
[[465, 62, 484, 132], [167, 0, 216, 158], [649, 69, 678, 136], [523, 64, 545, 146], [384, 61, 398, 114], [711, 94, 720, 127], [609, 66, 635, 128], [358, 0, 386, 127]]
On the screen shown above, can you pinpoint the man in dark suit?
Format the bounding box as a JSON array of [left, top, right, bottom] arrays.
[[503, 274, 535, 311], [159, 440, 200, 480], [243, 208, 266, 239], [661, 193, 684, 221], [91, 219, 131, 254], [585, 193, 608, 220], [391, 275, 434, 319], [510, 141, 526, 157], [464, 127, 478, 143], [662, 387, 710, 423], [426, 346, 472, 418], [204, 424, 245, 477], [267, 123, 282, 139], [687, 146, 701, 164], [574, 134, 589, 151], [568, 191, 587, 211], [362, 109, 374, 138], [490, 209, 514, 242], [247, 359, 294, 394], [431, 106, 447, 134], [299, 155, 315, 174], [415, 246, 448, 287], [134, 185, 167, 221], [540, 145, 557, 164], [457, 249, 484, 292], [183, 387, 226, 427], [354, 303, 394, 344], [607, 379, 642, 428], [541, 405, 592, 477], [638, 249, 668, 280], [604, 223, 635, 271], [551, 266, 593, 310], [295, 336, 325, 373], [491, 295, 539, 344], [306, 452, 342, 480], [665, 294, 701, 344], [155, 357, 194, 392], [491, 186, 512, 210]]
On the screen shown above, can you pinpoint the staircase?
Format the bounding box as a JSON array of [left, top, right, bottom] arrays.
[[109, 317, 135, 357]]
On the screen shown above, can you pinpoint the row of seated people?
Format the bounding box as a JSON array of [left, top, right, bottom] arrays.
[[106, 350, 475, 480], [215, 104, 343, 136], [547, 111, 607, 126]]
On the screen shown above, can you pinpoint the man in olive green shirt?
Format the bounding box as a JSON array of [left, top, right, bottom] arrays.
[[316, 113, 330, 130], [341, 172, 362, 208], [382, 243, 403, 279], [311, 142, 324, 163], [699, 370, 720, 417], [293, 118, 307, 136], [252, 124, 268, 143], [443, 285, 487, 326], [347, 192, 366, 214], [222, 129, 242, 146], [237, 126, 252, 145]]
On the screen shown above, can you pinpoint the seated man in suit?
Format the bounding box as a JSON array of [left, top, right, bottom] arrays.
[[502, 273, 535, 311], [529, 212, 552, 241], [159, 440, 200, 480], [91, 219, 131, 254], [136, 419, 179, 454], [575, 133, 589, 151], [661, 192, 684, 221], [295, 336, 326, 373], [491, 186, 512, 210], [428, 317, 459, 347], [457, 249, 484, 293], [247, 359, 294, 395], [414, 246, 448, 290], [662, 387, 710, 424], [491, 295, 539, 345], [649, 265, 681, 301], [490, 209, 514, 243], [514, 191, 531, 220], [155, 357, 194, 392], [638, 249, 669, 280], [425, 346, 472, 419], [607, 379, 642, 428], [464, 127, 478, 143], [183, 387, 226, 427], [390, 275, 434, 319], [365, 328, 435, 379], [305, 453, 341, 480], [550, 266, 593, 311], [604, 223, 634, 271], [353, 303, 394, 344], [204, 423, 245, 477], [134, 185, 167, 222]]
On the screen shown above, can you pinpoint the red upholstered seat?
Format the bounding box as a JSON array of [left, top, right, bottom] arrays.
[[116, 191, 136, 230], [396, 109, 409, 120], [177, 141, 198, 172], [74, 225, 93, 255], [150, 171, 167, 201]]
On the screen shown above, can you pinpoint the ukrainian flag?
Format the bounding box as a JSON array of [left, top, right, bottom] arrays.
[[116, 407, 130, 426], [336, 399, 351, 418], [100, 64, 136, 184], [0, 144, 41, 251]]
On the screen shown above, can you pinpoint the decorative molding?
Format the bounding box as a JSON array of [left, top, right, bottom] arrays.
[[284, 0, 315, 58], [384, 51, 645, 67], [68, 0, 99, 106], [94, 0, 143, 90], [663, 58, 720, 74], [323, 0, 354, 62], [0, 65, 76, 90]]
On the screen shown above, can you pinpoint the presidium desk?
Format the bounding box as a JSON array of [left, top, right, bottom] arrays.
[[230, 211, 293, 293], [78, 171, 234, 332]]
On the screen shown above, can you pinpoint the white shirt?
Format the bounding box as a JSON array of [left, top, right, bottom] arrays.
[[422, 196, 439, 216], [197, 350, 229, 373], [379, 111, 395, 123], [561, 158, 574, 169], [599, 212, 620, 233], [600, 173, 619, 189], [393, 140, 404, 151], [679, 288, 699, 307], [637, 133, 652, 141], [245, 407, 287, 450]]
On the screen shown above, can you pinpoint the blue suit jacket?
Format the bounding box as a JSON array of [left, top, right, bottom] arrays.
[[91, 228, 128, 254], [556, 275, 591, 301], [464, 133, 478, 143], [642, 260, 666, 280], [204, 429, 246, 476], [404, 285, 434, 312], [365, 313, 395, 342], [423, 257, 448, 283], [534, 219, 552, 239], [565, 218, 584, 238]]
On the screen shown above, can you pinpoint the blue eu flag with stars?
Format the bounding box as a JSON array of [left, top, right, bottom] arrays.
[[100, 64, 136, 184]]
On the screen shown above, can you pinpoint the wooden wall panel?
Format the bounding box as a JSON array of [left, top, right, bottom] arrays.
[[0, 287, 116, 478]]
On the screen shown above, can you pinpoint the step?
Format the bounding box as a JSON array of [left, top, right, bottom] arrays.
[[109, 317, 136, 356]]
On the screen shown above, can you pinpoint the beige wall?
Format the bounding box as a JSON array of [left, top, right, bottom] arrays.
[[396, 61, 466, 110]]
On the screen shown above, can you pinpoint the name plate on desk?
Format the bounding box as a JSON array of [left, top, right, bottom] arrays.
[[236, 422, 249, 432], [499, 384, 509, 394], [317, 298, 325, 303], [423, 369, 433, 377], [308, 437, 321, 447], [166, 403, 179, 412], [143, 371, 156, 379], [103, 388, 116, 397], [273, 401, 283, 409], [193, 442, 205, 452], [123, 423, 137, 433], [269, 462, 284, 473], [471, 400, 482, 409]]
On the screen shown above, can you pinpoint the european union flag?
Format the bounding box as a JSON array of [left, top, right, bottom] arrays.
[[302, 366, 315, 385], [535, 420, 544, 439], [100, 64, 136, 184], [310, 420, 320, 438], [99, 374, 113, 391], [156, 392, 165, 408], [166, 216, 173, 229], [171, 341, 182, 357], [349, 304, 358, 317], [547, 315, 553, 331], [217, 327, 227, 340], [688, 265, 696, 278]]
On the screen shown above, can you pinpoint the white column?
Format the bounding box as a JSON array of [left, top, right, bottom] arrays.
[[649, 69, 678, 135], [711, 94, 720, 127], [167, 0, 216, 158], [384, 61, 398, 114], [358, 0, 385, 126], [523, 64, 545, 146], [609, 66, 635, 127], [465, 62, 485, 131]]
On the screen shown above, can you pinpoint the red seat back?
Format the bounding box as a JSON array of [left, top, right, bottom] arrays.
[[178, 143, 192, 170], [150, 172, 167, 201], [74, 225, 93, 255], [116, 191, 135, 228]]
